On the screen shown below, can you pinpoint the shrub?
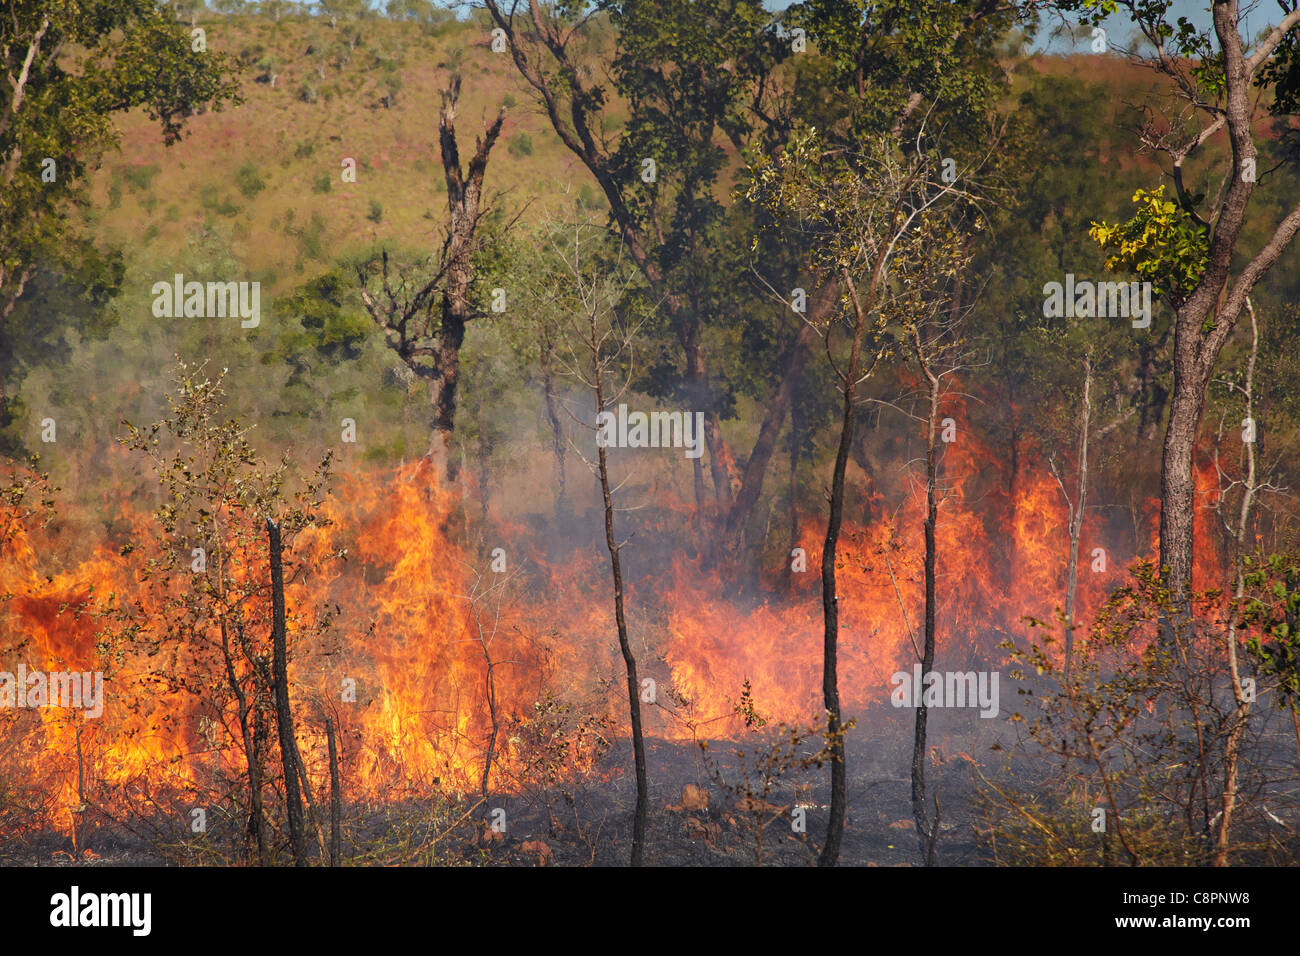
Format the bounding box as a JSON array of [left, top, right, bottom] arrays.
[[234, 162, 266, 199], [507, 131, 534, 158]]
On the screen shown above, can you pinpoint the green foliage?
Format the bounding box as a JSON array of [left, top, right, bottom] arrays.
[[602, 0, 785, 267], [1242, 554, 1300, 704], [791, 0, 1020, 146], [234, 161, 267, 199], [1089, 186, 1209, 305], [0, 0, 241, 327], [507, 131, 533, 157], [269, 268, 371, 369]]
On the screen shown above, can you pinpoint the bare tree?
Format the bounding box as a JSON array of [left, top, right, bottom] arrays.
[[457, 560, 526, 804], [1210, 298, 1277, 865], [540, 218, 654, 865], [358, 76, 507, 479], [1049, 351, 1135, 683]]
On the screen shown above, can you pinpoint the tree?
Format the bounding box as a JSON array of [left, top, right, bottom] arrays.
[[540, 219, 653, 865], [1069, 0, 1300, 613], [895, 227, 981, 861], [0, 1, 238, 322], [747, 127, 974, 864], [115, 362, 338, 863], [482, 0, 790, 511], [359, 76, 506, 480]]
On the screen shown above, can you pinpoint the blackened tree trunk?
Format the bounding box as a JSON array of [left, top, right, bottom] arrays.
[[593, 361, 649, 866], [909, 322, 941, 859], [267, 518, 306, 866], [478, 632, 500, 805], [325, 715, 342, 867], [818, 267, 877, 867], [222, 619, 266, 863]]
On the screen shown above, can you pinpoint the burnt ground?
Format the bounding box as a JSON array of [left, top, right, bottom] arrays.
[[1, 709, 1011, 867], [10, 703, 1300, 867]]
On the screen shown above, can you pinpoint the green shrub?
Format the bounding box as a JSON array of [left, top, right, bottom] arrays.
[[507, 131, 533, 157], [122, 164, 161, 192], [234, 162, 266, 199]]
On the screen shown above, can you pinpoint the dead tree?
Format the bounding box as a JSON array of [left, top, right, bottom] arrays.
[[267, 518, 307, 866], [359, 76, 507, 480], [1211, 298, 1273, 865], [325, 714, 342, 867], [1049, 351, 1134, 684]]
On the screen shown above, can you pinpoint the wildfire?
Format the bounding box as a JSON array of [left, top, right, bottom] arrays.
[[0, 409, 1230, 832]]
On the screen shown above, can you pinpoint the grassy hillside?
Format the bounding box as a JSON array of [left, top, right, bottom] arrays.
[[87, 14, 607, 298]]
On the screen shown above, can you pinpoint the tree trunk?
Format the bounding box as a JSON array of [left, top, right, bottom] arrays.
[[1159, 320, 1208, 622], [479, 639, 500, 805], [910, 325, 941, 860], [725, 322, 815, 548], [1064, 354, 1092, 683], [818, 268, 873, 867], [325, 715, 342, 867], [676, 319, 733, 510], [267, 518, 307, 866], [593, 343, 649, 866], [1214, 299, 1258, 866], [222, 620, 266, 863]]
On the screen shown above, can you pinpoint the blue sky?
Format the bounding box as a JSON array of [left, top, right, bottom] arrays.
[[755, 0, 1275, 54], [316, 0, 1283, 57]]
